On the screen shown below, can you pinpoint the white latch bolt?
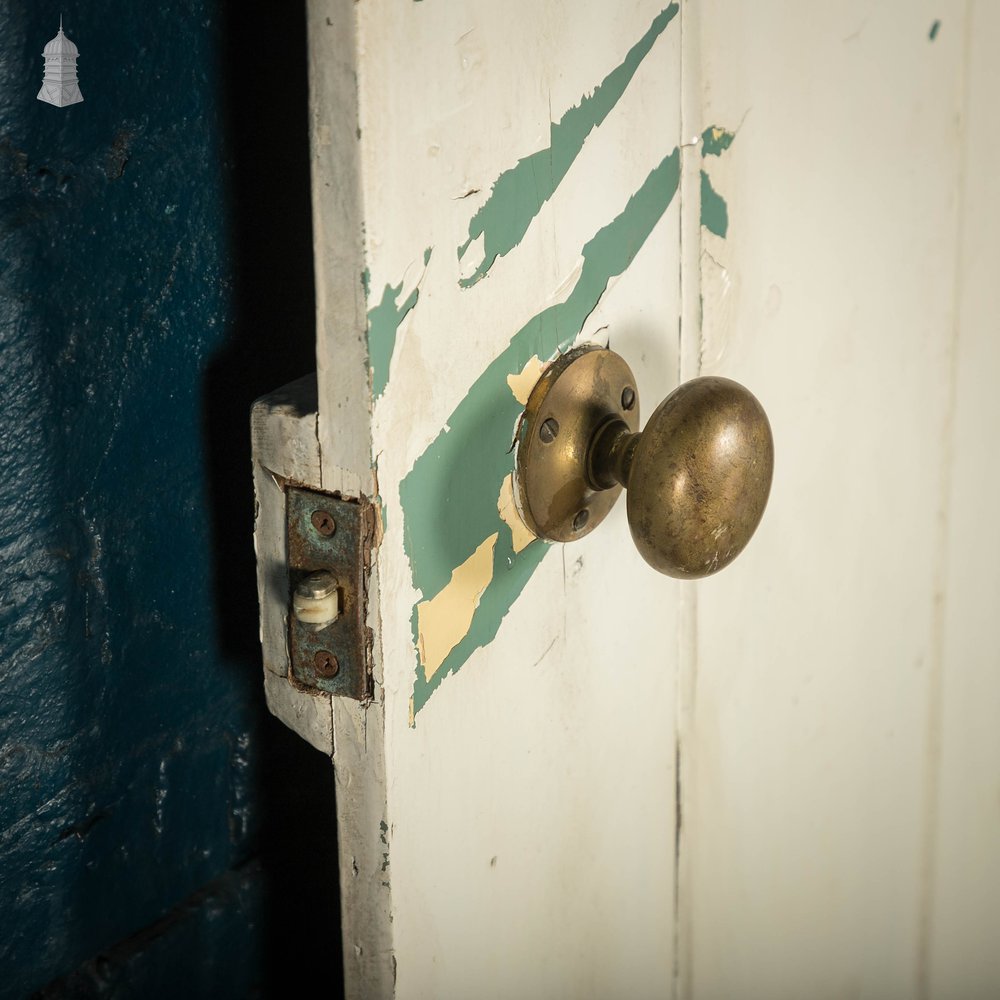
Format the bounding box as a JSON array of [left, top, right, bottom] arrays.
[[293, 570, 340, 626]]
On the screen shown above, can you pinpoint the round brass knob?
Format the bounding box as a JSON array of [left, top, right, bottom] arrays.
[[515, 347, 774, 578]]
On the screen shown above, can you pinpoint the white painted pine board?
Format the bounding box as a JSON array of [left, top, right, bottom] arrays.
[[927, 4, 1000, 994], [685, 3, 965, 996], [307, 5, 392, 994], [352, 3, 684, 996], [310, 0, 371, 497]]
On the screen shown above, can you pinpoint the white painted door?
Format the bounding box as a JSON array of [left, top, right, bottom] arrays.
[[257, 2, 1000, 997], [683, 4, 1000, 998]]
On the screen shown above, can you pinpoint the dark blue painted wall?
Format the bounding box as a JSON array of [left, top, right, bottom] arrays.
[[0, 3, 338, 997]]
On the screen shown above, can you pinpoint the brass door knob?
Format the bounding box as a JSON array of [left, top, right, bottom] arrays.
[[515, 346, 773, 578]]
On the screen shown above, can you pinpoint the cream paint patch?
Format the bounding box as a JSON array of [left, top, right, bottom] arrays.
[[506, 354, 545, 405], [417, 532, 499, 681], [497, 473, 535, 554]]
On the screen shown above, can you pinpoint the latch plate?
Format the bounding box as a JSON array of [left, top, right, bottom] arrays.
[[286, 487, 373, 700]]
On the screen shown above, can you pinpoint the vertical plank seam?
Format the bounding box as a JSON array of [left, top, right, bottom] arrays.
[[675, 3, 704, 998], [915, 2, 973, 995]]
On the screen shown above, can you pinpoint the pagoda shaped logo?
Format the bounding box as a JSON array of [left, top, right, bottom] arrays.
[[37, 16, 83, 108]]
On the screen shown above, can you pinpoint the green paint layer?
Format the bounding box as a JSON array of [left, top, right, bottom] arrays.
[[368, 250, 432, 399], [368, 280, 418, 399], [700, 169, 728, 238], [701, 124, 735, 157], [456, 3, 679, 287], [402, 149, 681, 716]]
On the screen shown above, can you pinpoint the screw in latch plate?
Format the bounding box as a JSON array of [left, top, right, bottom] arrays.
[[572, 509, 590, 532], [621, 386, 636, 411], [311, 509, 336, 536], [313, 649, 339, 678], [539, 418, 559, 444]]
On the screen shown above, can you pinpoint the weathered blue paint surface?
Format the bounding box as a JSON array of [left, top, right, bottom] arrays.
[[35, 866, 265, 1000], [0, 3, 335, 997]]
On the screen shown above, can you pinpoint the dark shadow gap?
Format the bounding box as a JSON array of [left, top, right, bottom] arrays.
[[206, 1, 344, 997]]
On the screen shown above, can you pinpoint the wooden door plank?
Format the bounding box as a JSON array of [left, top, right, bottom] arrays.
[[307, 3, 688, 996], [683, 3, 967, 996], [926, 3, 1000, 993]]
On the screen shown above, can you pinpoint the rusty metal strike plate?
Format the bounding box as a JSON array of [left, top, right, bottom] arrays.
[[286, 487, 373, 699]]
